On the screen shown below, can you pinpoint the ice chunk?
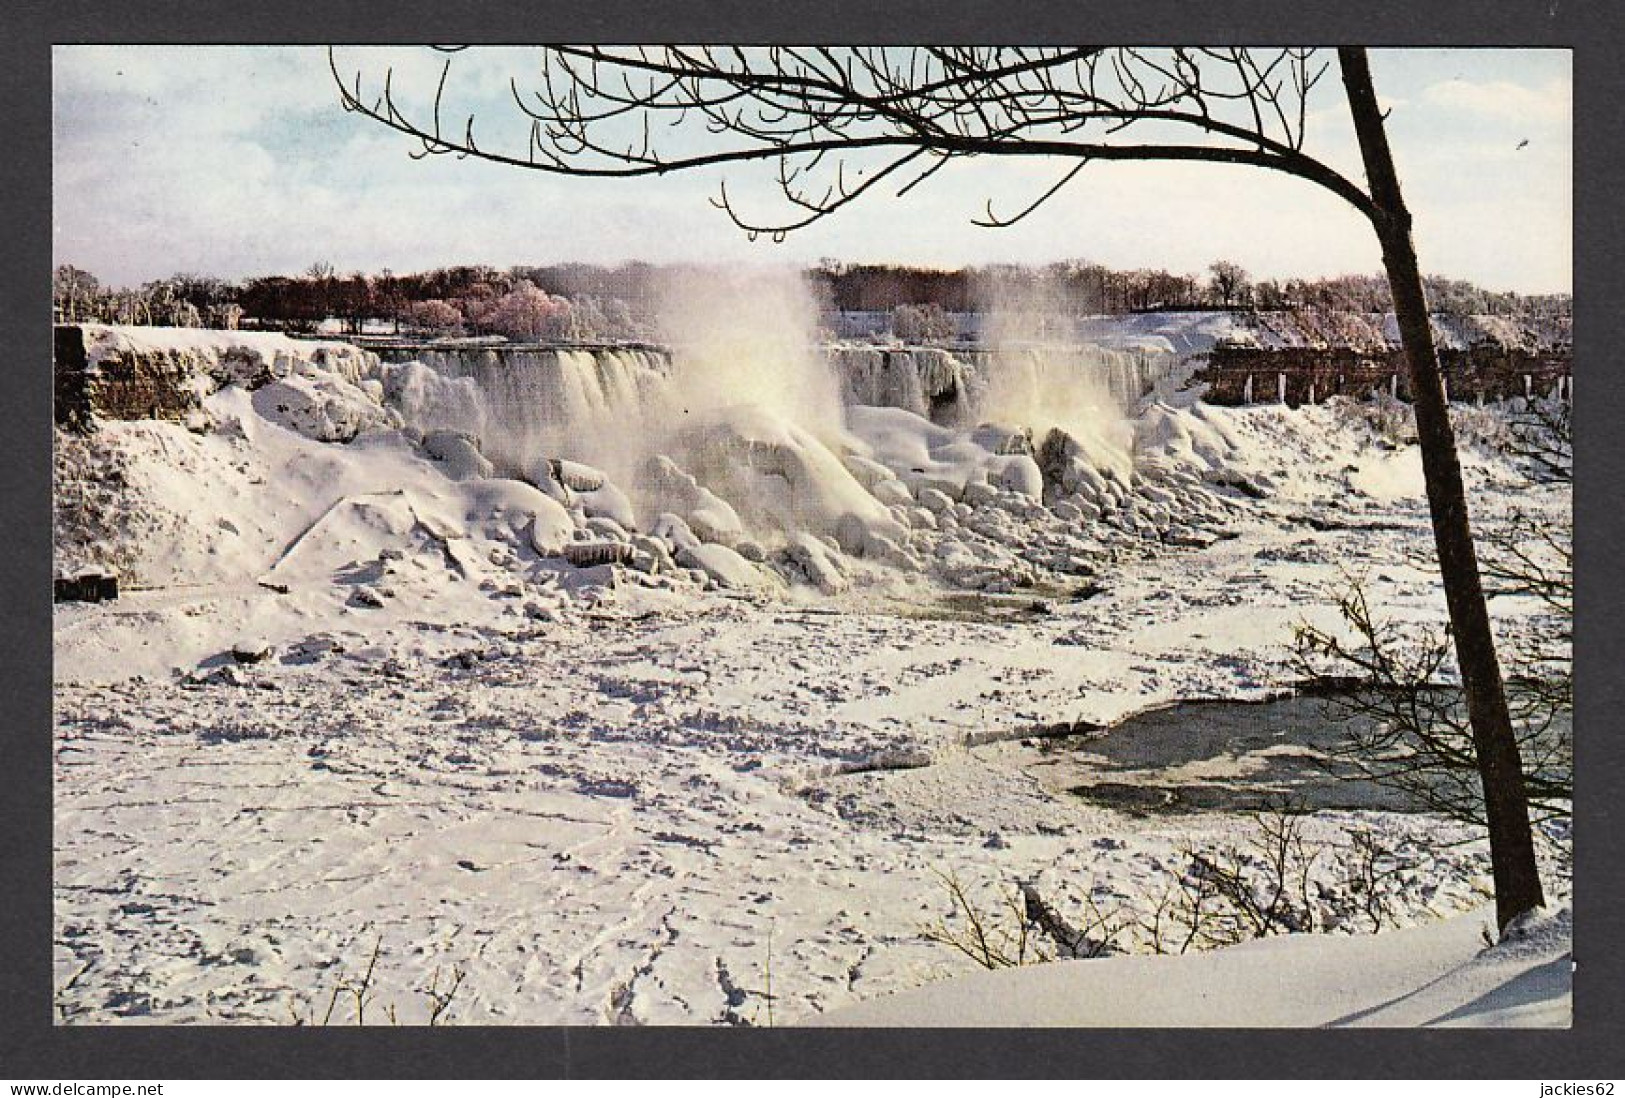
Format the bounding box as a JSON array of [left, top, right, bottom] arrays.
[[872, 479, 913, 507], [577, 481, 637, 531], [784, 532, 848, 594], [675, 404, 902, 549], [639, 454, 744, 546], [676, 542, 772, 590], [991, 454, 1044, 499], [424, 431, 493, 481], [652, 513, 701, 552]]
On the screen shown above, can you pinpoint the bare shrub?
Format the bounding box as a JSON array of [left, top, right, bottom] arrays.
[[287, 935, 466, 1026], [921, 812, 1421, 969], [921, 869, 1127, 969], [1294, 582, 1571, 829]]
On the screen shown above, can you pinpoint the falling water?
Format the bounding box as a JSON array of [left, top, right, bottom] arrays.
[[379, 346, 673, 475], [828, 344, 1175, 427]]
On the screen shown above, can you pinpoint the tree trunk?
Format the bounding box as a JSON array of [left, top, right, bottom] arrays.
[[1339, 47, 1545, 930]]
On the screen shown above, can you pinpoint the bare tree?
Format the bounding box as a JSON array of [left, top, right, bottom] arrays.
[[53, 265, 102, 324], [1207, 260, 1252, 309], [334, 45, 1546, 928]]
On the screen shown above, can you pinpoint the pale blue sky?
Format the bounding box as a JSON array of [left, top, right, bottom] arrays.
[[52, 47, 1572, 293]]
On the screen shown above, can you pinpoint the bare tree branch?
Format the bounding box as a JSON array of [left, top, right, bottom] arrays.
[[331, 47, 1379, 232]]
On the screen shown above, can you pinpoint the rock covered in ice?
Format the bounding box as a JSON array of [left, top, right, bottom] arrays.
[[553, 459, 605, 492], [630, 534, 676, 574], [846, 405, 1047, 506], [990, 454, 1044, 499], [559, 562, 621, 598], [970, 422, 1035, 456], [424, 430, 494, 481], [584, 516, 630, 543], [1135, 402, 1242, 472], [1036, 427, 1108, 502], [251, 373, 395, 443], [871, 479, 913, 507], [435, 478, 574, 558], [676, 542, 772, 590], [839, 452, 895, 489], [904, 472, 966, 502], [677, 405, 902, 550], [577, 481, 637, 531], [639, 455, 744, 547], [834, 514, 919, 569], [524, 459, 634, 529], [458, 478, 578, 561], [652, 513, 702, 552], [522, 513, 571, 558], [230, 638, 273, 664], [521, 459, 572, 504], [783, 532, 848, 594]]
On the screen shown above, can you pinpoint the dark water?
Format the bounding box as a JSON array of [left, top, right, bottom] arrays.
[[1017, 692, 1571, 816]]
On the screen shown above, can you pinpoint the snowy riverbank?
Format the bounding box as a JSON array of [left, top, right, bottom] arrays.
[[53, 325, 1570, 1025]]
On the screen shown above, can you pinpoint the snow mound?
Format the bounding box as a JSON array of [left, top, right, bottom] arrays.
[[806, 904, 1570, 1028], [251, 372, 397, 443], [676, 542, 776, 590], [677, 404, 904, 553]]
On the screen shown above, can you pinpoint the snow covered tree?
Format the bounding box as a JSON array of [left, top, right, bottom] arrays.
[[404, 298, 464, 334], [476, 281, 573, 341], [335, 45, 1547, 929], [892, 302, 957, 343]]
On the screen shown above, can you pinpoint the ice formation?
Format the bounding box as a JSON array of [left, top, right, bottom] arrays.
[[56, 275, 1264, 605]]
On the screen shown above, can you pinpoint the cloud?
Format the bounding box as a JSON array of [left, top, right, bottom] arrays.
[[55, 45, 342, 133], [51, 46, 1573, 293], [1420, 77, 1571, 126]]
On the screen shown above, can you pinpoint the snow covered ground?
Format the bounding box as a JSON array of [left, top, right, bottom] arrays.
[[812, 903, 1572, 1027], [52, 325, 1571, 1026]]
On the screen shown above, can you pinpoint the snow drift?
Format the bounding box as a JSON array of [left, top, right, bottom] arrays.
[[809, 903, 1571, 1028]]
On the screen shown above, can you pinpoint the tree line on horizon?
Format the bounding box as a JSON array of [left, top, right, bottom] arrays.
[[53, 259, 1573, 341]]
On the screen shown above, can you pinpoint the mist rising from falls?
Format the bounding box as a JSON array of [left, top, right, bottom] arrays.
[[976, 275, 1138, 476], [378, 267, 1172, 548], [650, 268, 893, 544], [658, 266, 845, 442]]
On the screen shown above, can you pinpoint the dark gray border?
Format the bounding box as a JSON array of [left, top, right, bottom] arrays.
[[6, 0, 1622, 1079]]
